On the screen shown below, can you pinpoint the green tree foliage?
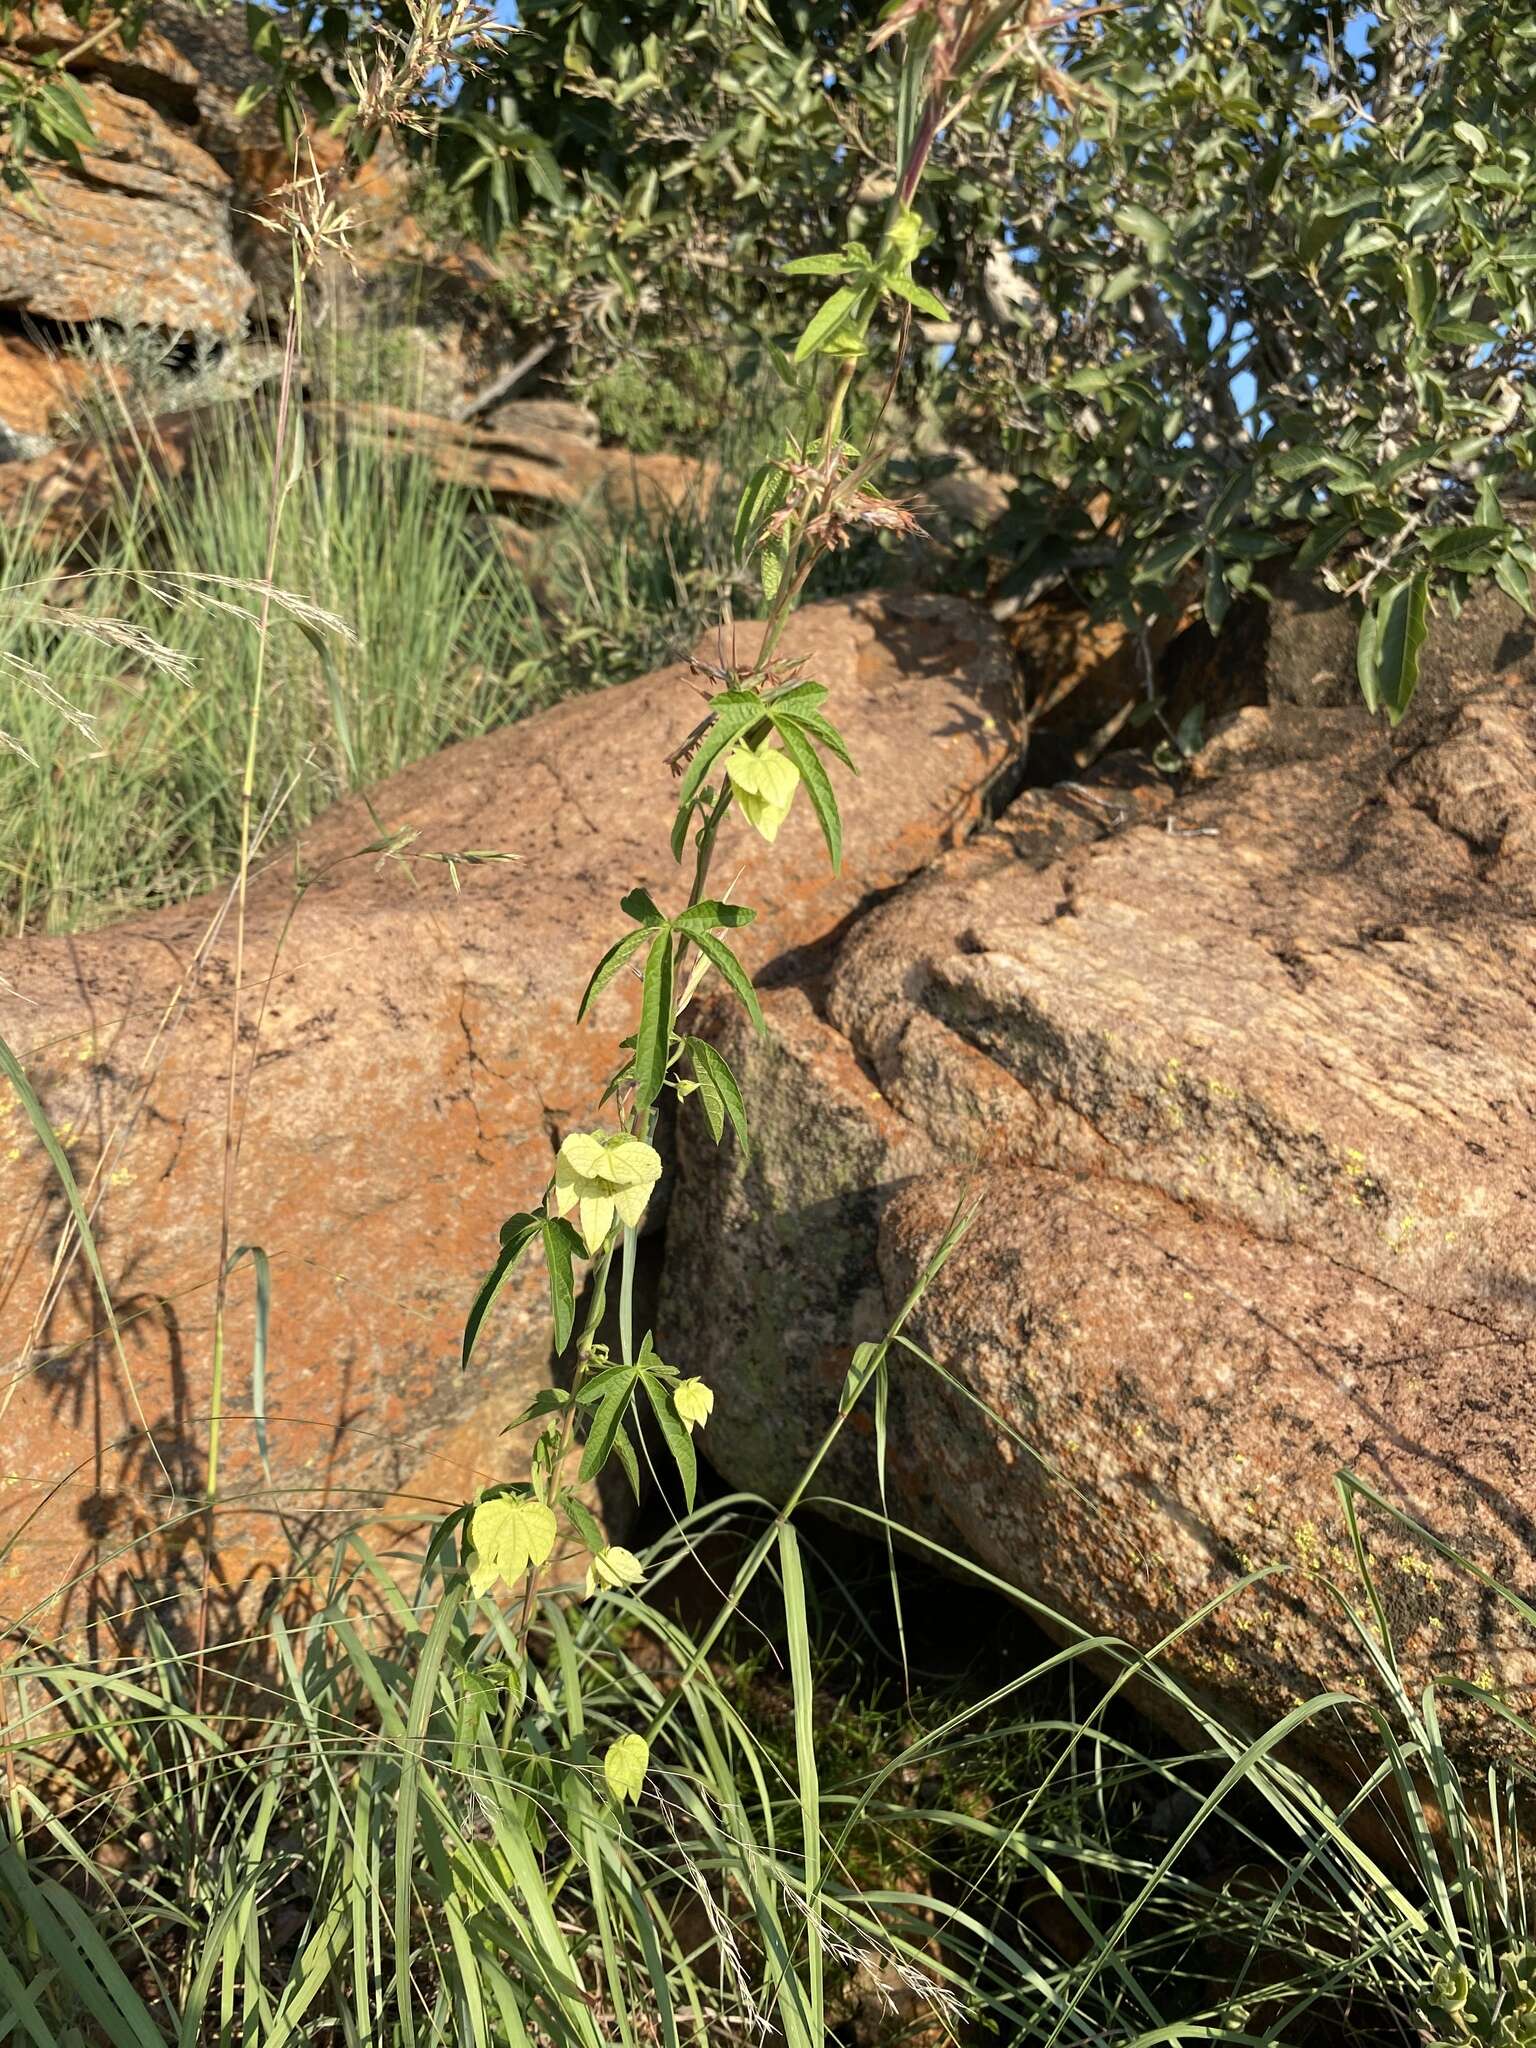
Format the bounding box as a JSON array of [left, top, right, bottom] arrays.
[[991, 0, 1536, 722], [8, 0, 1534, 716], [327, 0, 1536, 715]]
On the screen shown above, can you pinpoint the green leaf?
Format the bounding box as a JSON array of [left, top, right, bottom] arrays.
[[610, 1420, 641, 1500], [684, 1037, 750, 1157], [1355, 601, 1380, 713], [1293, 511, 1356, 572], [689, 1060, 724, 1141], [734, 459, 792, 557], [1269, 444, 1331, 483], [781, 250, 850, 276], [576, 924, 649, 1022], [641, 1373, 697, 1512], [787, 706, 856, 771], [618, 886, 668, 926], [604, 1733, 649, 1804], [541, 1215, 584, 1353], [1425, 524, 1508, 572], [839, 1340, 884, 1415], [1365, 574, 1430, 725], [674, 692, 766, 816], [769, 714, 842, 872], [883, 272, 949, 321], [759, 534, 787, 601], [674, 899, 755, 935], [632, 927, 674, 1117], [1495, 551, 1533, 617], [1114, 203, 1171, 261], [463, 1214, 540, 1369], [689, 929, 765, 1036], [762, 678, 829, 717], [561, 1490, 606, 1554], [1401, 250, 1439, 336], [579, 1370, 639, 1482], [793, 283, 860, 363]]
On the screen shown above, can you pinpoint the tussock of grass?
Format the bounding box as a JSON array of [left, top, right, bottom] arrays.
[[4, 1491, 1528, 2047], [0, 407, 753, 937]]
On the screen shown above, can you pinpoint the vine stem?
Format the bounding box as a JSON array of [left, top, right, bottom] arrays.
[[512, 780, 735, 1652], [505, 0, 1005, 1669]]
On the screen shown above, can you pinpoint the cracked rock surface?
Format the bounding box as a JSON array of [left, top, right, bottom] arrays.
[[659, 689, 1536, 1748], [0, 593, 1014, 1631]]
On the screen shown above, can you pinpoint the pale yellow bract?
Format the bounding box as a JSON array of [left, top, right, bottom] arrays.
[[553, 1129, 664, 1255], [726, 738, 801, 843], [468, 1493, 558, 1598], [604, 1733, 650, 1805], [673, 1377, 715, 1432], [584, 1544, 646, 1599]]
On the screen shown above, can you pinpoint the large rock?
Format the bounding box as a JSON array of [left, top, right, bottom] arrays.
[[0, 76, 251, 335], [0, 594, 1014, 1636], [0, 337, 106, 450], [660, 686, 1536, 1746], [0, 409, 204, 550]]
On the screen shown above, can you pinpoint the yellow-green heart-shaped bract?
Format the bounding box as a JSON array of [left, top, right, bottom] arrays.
[[727, 737, 801, 843], [584, 1544, 646, 1599], [674, 1377, 715, 1431], [604, 1732, 650, 1805], [553, 1129, 664, 1254], [468, 1493, 558, 1598]]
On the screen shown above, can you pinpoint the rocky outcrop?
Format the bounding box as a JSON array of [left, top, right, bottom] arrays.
[[0, 594, 1015, 1636], [660, 686, 1536, 1746], [0, 2, 427, 365], [0, 408, 204, 549], [320, 404, 716, 520], [0, 74, 250, 335], [0, 337, 108, 450]]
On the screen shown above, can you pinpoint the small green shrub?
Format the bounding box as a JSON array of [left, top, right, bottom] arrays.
[[580, 343, 732, 453]]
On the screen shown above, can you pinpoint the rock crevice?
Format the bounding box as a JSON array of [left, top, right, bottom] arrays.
[[660, 685, 1536, 1748]]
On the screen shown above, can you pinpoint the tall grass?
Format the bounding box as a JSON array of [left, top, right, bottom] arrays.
[[5, 1484, 1533, 2046], [0, 404, 755, 937]]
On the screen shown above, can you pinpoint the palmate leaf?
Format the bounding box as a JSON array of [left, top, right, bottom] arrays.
[[674, 899, 754, 935], [677, 692, 767, 807], [561, 1489, 606, 1554], [780, 249, 851, 277], [762, 678, 829, 718], [541, 1213, 585, 1353], [883, 271, 948, 321], [733, 459, 791, 557], [577, 924, 649, 1022], [759, 534, 787, 602], [579, 1369, 640, 1483], [618, 886, 667, 925], [641, 1372, 697, 1512], [769, 712, 842, 872], [785, 704, 855, 770], [611, 1420, 641, 1499], [632, 927, 674, 1116], [689, 929, 764, 1036], [463, 1213, 541, 1369], [683, 1035, 750, 1157], [793, 283, 861, 363]]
